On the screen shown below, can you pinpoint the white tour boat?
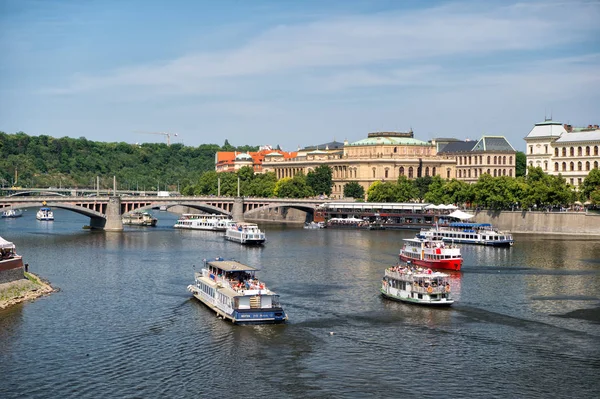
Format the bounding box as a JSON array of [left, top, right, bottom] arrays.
[[174, 214, 235, 231], [224, 222, 266, 245], [420, 222, 514, 247], [1, 209, 23, 218], [381, 263, 454, 306], [187, 258, 287, 324], [122, 211, 158, 227], [36, 207, 54, 221]]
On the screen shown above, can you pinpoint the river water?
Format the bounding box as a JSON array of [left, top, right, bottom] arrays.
[[1, 209, 599, 398]]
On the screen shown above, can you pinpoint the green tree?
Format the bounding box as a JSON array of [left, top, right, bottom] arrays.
[[423, 176, 446, 204], [413, 176, 432, 202], [581, 169, 600, 200], [367, 181, 398, 202], [343, 181, 365, 199], [306, 165, 333, 196], [246, 172, 277, 197], [515, 151, 527, 177], [274, 174, 313, 198], [396, 176, 418, 202]]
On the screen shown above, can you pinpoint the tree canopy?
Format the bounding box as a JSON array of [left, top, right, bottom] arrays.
[[0, 131, 257, 191]]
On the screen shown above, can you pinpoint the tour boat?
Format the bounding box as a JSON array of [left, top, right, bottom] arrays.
[[187, 258, 287, 324], [122, 211, 158, 227], [420, 222, 514, 247], [36, 207, 54, 221], [399, 235, 462, 271], [174, 214, 235, 231], [224, 222, 266, 245], [0, 236, 25, 276], [381, 263, 454, 306], [303, 221, 325, 229], [1, 209, 23, 218]]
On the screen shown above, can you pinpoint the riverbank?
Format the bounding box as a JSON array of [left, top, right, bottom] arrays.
[[0, 272, 55, 309]]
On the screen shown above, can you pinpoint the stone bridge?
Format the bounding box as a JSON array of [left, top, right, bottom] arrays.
[[0, 196, 330, 231]]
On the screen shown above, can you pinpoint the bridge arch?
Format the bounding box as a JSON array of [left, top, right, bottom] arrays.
[[5, 202, 105, 219], [243, 202, 318, 220], [129, 202, 232, 216]]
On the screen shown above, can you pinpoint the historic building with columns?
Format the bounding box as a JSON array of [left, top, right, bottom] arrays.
[[262, 131, 457, 198], [524, 120, 600, 188]]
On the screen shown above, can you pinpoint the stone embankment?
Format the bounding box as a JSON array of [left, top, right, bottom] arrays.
[[0, 272, 55, 310]]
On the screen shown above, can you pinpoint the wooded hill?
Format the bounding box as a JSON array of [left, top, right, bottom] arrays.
[[0, 132, 257, 191]]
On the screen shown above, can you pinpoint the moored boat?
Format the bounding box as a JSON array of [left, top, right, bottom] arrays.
[[122, 211, 158, 227], [36, 207, 54, 221], [1, 209, 23, 218], [174, 214, 234, 231], [0, 236, 25, 276], [187, 258, 287, 324], [303, 221, 325, 229], [224, 222, 266, 245], [381, 263, 454, 306], [420, 222, 513, 247], [399, 235, 462, 271]]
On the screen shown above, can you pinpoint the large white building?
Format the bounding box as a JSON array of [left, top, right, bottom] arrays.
[[524, 120, 600, 188]]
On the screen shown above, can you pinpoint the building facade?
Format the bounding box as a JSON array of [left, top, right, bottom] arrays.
[[262, 131, 457, 198], [436, 136, 517, 183], [524, 120, 600, 188], [215, 146, 297, 173]]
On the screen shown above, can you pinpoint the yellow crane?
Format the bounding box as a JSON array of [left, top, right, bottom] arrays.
[[134, 131, 178, 146]]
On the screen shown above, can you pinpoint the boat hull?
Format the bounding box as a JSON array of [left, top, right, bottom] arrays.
[[224, 235, 265, 245], [442, 238, 513, 247], [122, 218, 157, 227], [190, 291, 286, 324], [381, 289, 454, 306], [399, 253, 461, 271]]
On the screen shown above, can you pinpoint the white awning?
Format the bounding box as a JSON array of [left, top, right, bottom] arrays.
[[0, 236, 15, 249], [447, 210, 475, 220], [424, 204, 440, 210]]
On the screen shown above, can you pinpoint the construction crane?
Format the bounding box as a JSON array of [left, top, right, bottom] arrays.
[[134, 131, 178, 146]]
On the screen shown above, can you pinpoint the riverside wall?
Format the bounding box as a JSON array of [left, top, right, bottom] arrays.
[[473, 210, 600, 236], [166, 205, 600, 234]]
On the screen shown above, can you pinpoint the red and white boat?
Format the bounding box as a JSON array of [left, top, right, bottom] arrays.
[[399, 235, 462, 271]]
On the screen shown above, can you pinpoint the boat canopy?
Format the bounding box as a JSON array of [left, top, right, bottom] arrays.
[[449, 222, 492, 228], [40, 207, 52, 211], [0, 236, 15, 249], [206, 260, 259, 272], [329, 217, 363, 222], [447, 210, 475, 220]]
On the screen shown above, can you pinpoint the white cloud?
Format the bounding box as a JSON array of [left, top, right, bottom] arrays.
[[45, 1, 600, 96]]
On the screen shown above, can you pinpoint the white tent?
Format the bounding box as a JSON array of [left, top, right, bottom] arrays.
[[0, 236, 15, 249], [424, 204, 439, 210], [447, 210, 475, 220], [444, 204, 458, 210]]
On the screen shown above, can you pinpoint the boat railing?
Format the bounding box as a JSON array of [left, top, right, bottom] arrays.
[[203, 270, 271, 295]]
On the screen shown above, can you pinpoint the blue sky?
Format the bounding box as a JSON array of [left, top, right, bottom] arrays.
[[1, 0, 598, 152]]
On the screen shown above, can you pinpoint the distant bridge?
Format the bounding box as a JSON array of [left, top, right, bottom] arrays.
[[0, 196, 333, 231]]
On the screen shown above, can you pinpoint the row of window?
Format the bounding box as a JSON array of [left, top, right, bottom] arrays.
[[533, 160, 600, 172], [457, 169, 513, 178], [458, 155, 513, 166], [529, 145, 600, 157]]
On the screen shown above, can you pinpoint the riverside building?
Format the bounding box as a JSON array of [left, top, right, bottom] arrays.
[[262, 131, 456, 199], [216, 131, 518, 199], [524, 120, 600, 188], [434, 136, 517, 184]]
